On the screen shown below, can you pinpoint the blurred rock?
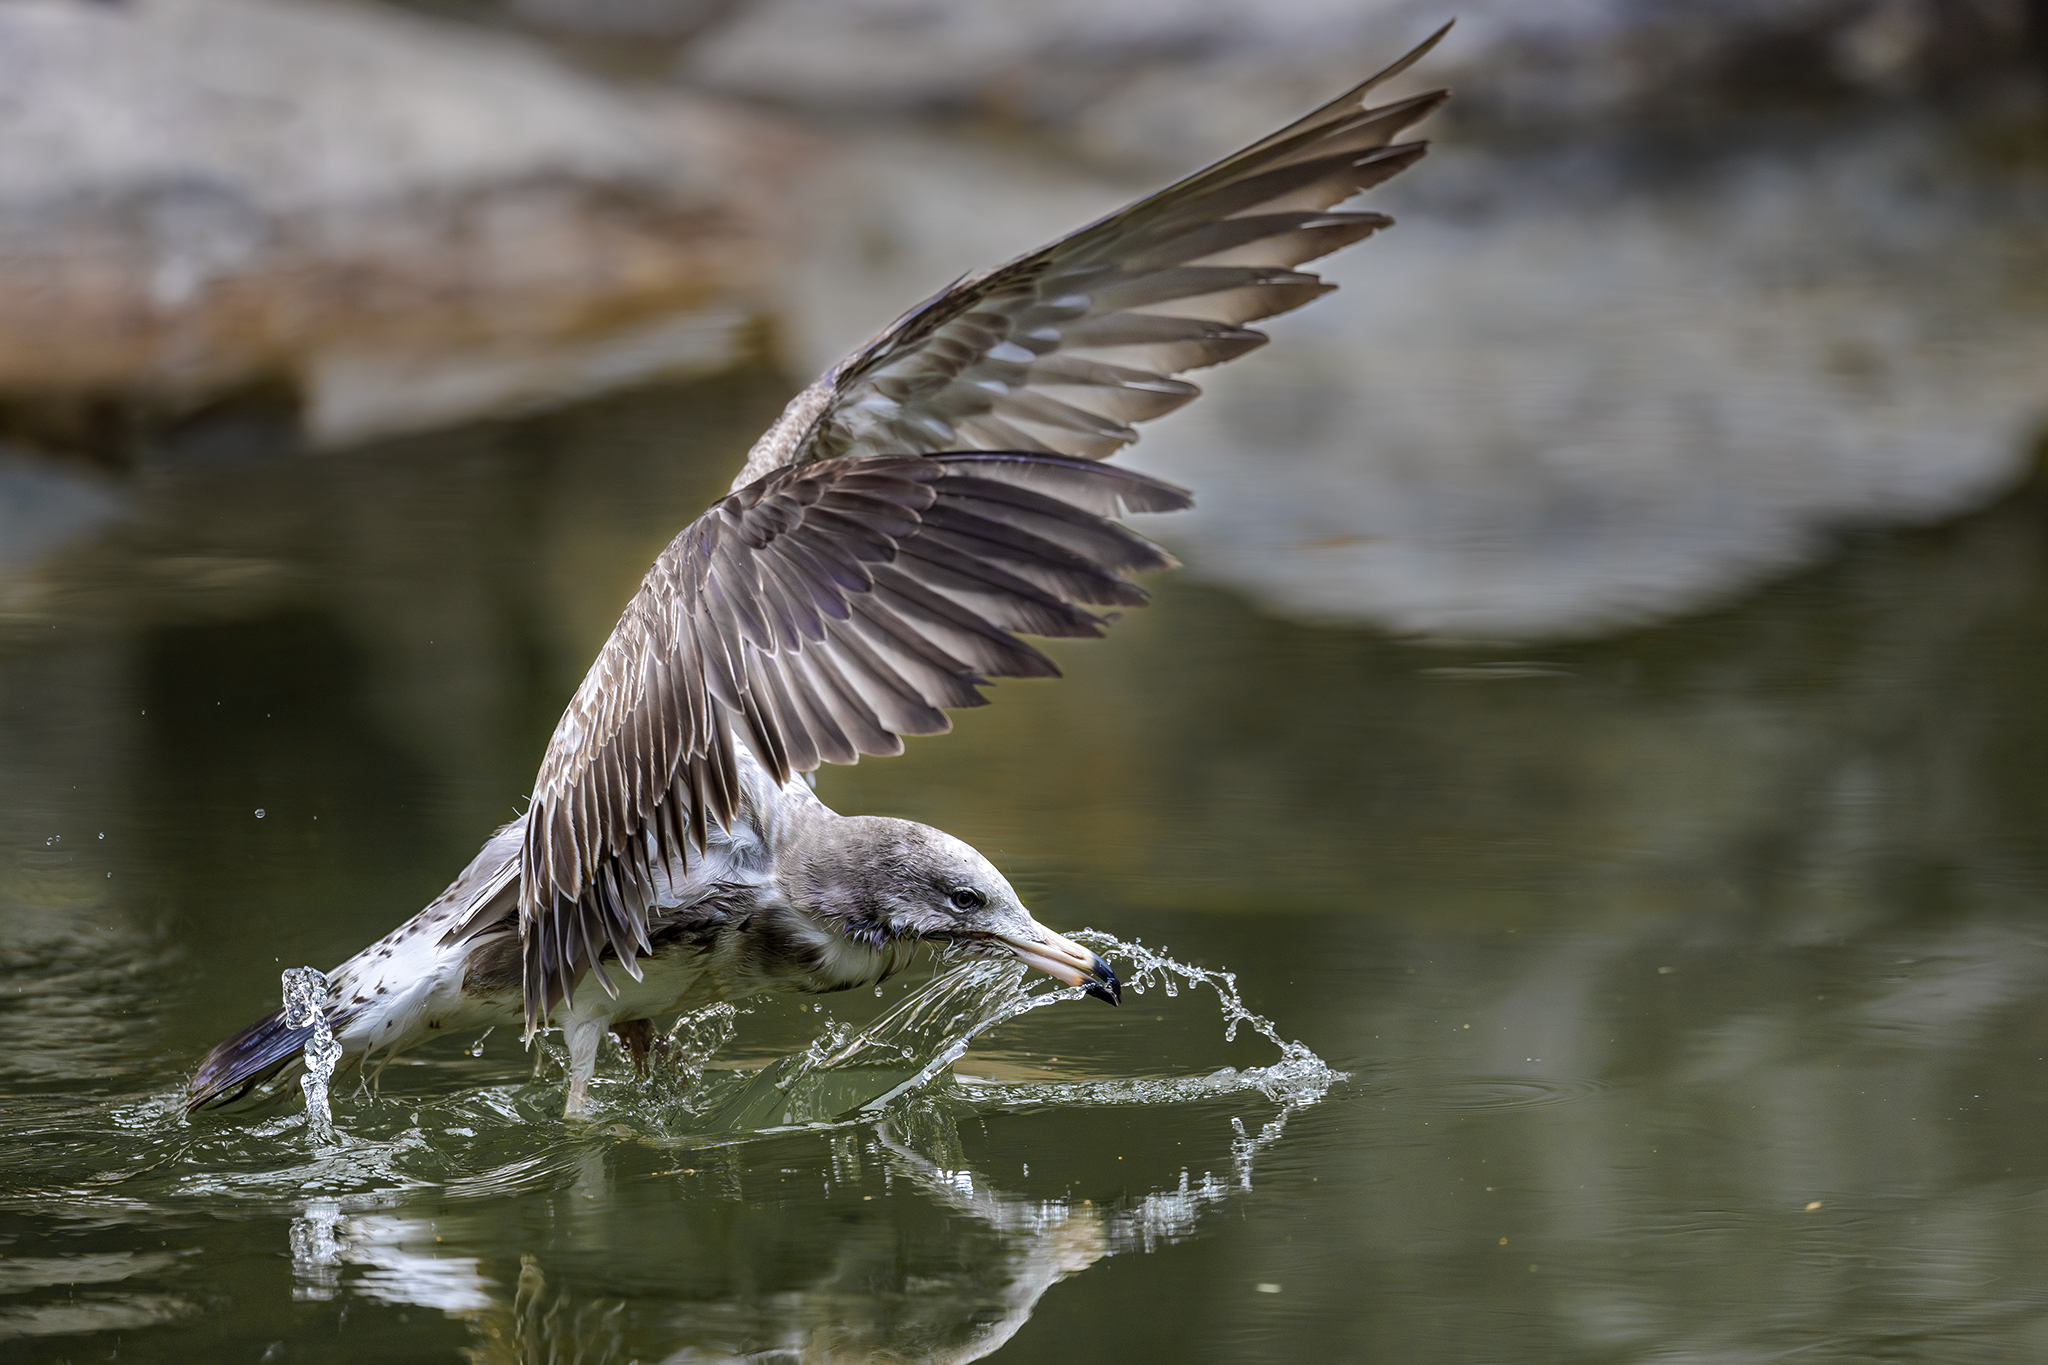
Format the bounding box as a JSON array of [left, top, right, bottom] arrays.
[[507, 0, 743, 41], [0, 0, 809, 461], [680, 0, 2043, 160]]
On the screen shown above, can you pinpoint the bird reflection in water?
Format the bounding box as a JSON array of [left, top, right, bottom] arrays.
[[279, 939, 1334, 1361], [287, 1091, 1318, 1365]]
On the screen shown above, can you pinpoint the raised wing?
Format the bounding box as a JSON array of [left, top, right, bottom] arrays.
[[517, 452, 1190, 1027], [728, 24, 1451, 490], [516, 34, 1450, 1027]]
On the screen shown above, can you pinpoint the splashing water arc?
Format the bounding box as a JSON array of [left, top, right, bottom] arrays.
[[641, 931, 1344, 1135], [281, 965, 343, 1145], [254, 935, 1336, 1157]]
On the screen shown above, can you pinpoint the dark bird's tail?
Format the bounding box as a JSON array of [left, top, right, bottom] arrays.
[[186, 820, 528, 1115], [186, 1008, 312, 1113]]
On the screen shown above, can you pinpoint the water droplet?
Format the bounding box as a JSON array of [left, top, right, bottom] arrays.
[[255, 809, 266, 819], [282, 966, 343, 1145]]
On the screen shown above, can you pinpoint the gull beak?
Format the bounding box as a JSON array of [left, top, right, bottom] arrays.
[[997, 920, 1121, 1005]]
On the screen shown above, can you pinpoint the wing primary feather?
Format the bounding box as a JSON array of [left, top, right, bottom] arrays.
[[581, 879, 618, 1000], [807, 613, 944, 734], [934, 469, 1179, 563], [841, 598, 990, 708], [988, 388, 1137, 443], [935, 451, 1195, 516], [737, 674, 791, 785], [889, 525, 1102, 615], [1220, 23, 1450, 166], [842, 583, 983, 678], [1118, 118, 1441, 244], [754, 653, 824, 773], [917, 498, 1135, 579], [951, 412, 1063, 455], [783, 650, 860, 765], [683, 762, 710, 853], [796, 638, 904, 756]]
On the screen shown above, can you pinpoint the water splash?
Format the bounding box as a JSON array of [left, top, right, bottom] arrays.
[[289, 1199, 345, 1301], [640, 932, 1341, 1136], [28, 932, 1335, 1226], [281, 966, 342, 1146], [871, 929, 1344, 1113], [648, 960, 1035, 1134], [1074, 930, 1339, 1107]]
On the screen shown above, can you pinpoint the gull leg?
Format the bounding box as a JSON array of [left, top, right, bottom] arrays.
[[612, 1018, 656, 1078], [561, 1010, 609, 1118]]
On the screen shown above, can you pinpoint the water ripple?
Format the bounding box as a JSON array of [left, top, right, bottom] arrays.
[[9, 934, 1336, 1217], [1394, 1074, 1612, 1111]]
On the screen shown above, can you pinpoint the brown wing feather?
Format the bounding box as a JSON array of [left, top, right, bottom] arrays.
[[726, 25, 1451, 489], [515, 32, 1451, 1028], [517, 452, 1191, 1029]]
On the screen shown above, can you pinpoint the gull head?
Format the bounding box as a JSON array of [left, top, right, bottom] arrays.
[[785, 815, 1121, 1004]]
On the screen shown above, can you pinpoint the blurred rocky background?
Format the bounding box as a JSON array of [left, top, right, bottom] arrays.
[[3, 0, 2046, 640], [0, 0, 806, 462]]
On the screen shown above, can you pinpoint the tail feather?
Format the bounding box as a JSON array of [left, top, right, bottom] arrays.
[[187, 820, 529, 1114], [187, 1008, 313, 1113]]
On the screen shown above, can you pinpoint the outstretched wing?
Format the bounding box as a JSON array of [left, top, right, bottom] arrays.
[[517, 452, 1190, 1027], [728, 24, 1451, 490], [513, 32, 1451, 1028]]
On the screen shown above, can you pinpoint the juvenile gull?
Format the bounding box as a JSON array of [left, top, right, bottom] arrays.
[[188, 30, 1449, 1116]]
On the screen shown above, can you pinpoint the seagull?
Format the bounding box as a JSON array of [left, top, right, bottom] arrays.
[[187, 30, 1449, 1117]]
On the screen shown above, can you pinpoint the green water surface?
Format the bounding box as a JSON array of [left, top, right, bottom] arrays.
[[7, 343, 2048, 1363]]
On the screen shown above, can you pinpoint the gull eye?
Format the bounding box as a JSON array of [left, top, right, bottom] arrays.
[[949, 888, 984, 912]]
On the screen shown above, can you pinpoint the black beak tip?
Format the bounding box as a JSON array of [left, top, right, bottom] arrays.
[[1083, 954, 1121, 1006]]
